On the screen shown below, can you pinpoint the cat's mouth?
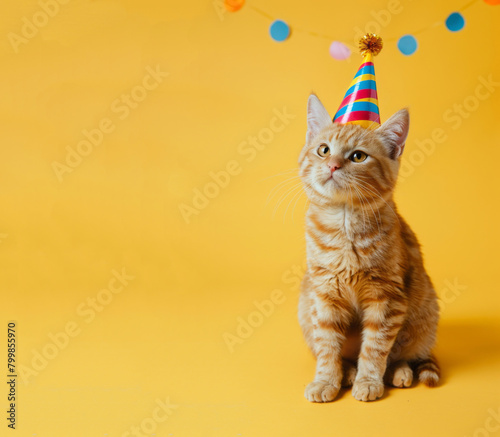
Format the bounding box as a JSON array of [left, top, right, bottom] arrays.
[[323, 172, 343, 189]]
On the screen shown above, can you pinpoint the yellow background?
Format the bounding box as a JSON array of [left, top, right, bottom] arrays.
[[1, 0, 500, 435]]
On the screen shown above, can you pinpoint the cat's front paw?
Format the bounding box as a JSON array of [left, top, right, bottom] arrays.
[[352, 378, 384, 402], [304, 381, 340, 403]]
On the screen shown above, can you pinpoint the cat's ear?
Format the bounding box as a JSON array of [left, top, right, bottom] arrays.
[[377, 108, 410, 159], [306, 94, 331, 143]]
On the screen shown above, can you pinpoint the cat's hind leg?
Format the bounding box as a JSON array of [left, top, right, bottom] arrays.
[[385, 360, 413, 388], [341, 359, 357, 387]]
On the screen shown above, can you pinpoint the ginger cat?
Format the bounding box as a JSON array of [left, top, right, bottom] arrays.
[[298, 94, 440, 402]]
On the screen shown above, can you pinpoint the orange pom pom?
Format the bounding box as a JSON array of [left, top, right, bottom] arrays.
[[224, 0, 245, 12]]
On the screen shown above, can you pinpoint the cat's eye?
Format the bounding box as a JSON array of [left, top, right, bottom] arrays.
[[317, 144, 330, 157], [350, 151, 368, 163]]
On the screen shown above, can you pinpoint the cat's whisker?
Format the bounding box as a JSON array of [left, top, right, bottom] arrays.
[[274, 184, 303, 222], [291, 191, 306, 223], [288, 179, 313, 223], [265, 175, 302, 206], [347, 184, 356, 229], [350, 176, 400, 226], [357, 189, 382, 235], [351, 184, 369, 234], [343, 176, 366, 231], [302, 196, 310, 215], [283, 186, 306, 224], [258, 167, 299, 182], [347, 175, 384, 238], [350, 184, 364, 231], [272, 182, 303, 220]]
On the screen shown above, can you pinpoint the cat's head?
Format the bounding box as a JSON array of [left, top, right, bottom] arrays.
[[299, 94, 409, 206]]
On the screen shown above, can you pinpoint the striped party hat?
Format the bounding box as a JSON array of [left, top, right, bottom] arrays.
[[333, 34, 383, 130]]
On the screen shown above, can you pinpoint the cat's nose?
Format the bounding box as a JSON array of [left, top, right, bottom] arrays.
[[328, 160, 342, 173]]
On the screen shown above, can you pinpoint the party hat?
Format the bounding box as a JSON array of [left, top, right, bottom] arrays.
[[333, 34, 383, 130]]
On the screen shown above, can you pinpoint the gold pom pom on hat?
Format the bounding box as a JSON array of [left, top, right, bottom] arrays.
[[358, 33, 383, 56]]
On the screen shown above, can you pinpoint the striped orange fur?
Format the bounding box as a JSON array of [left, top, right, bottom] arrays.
[[298, 94, 440, 402]]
